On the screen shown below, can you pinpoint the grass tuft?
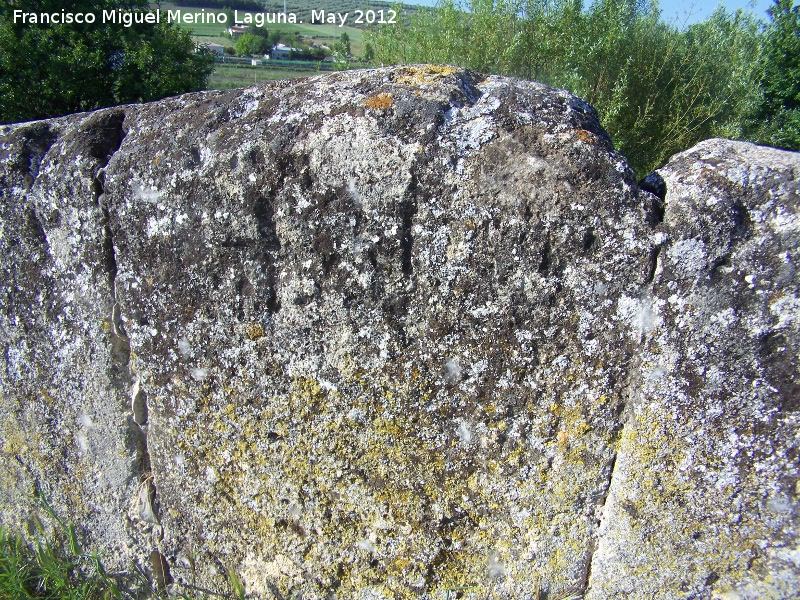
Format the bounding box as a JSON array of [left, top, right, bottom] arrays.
[[227, 569, 245, 600], [2, 490, 175, 600], [0, 521, 122, 600]]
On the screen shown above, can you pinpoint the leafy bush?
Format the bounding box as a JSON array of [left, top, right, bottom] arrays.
[[234, 32, 270, 56], [756, 0, 800, 149], [0, 1, 214, 124]]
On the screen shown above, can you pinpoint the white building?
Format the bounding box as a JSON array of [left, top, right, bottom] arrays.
[[227, 25, 249, 38], [271, 43, 300, 60], [200, 42, 225, 56]]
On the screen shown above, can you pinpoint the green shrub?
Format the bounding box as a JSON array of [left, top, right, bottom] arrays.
[[755, 0, 800, 150], [367, 0, 787, 175], [235, 32, 270, 56], [0, 1, 214, 124]]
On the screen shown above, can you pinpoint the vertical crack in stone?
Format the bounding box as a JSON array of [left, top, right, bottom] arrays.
[[400, 172, 418, 278], [131, 377, 148, 427], [87, 111, 160, 529], [639, 173, 666, 230], [582, 230, 648, 596], [252, 191, 281, 314], [86, 110, 126, 169], [538, 237, 552, 274], [580, 447, 619, 597], [385, 155, 424, 347], [644, 245, 662, 285]]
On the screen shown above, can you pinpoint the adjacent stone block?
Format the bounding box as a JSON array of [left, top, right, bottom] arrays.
[[588, 140, 800, 600]]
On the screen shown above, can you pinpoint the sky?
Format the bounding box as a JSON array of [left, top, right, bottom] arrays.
[[657, 0, 775, 26], [407, 0, 778, 27]]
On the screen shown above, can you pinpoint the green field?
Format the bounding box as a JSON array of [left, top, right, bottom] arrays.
[[155, 2, 372, 89], [157, 2, 366, 53], [148, 2, 374, 90], [208, 63, 319, 88]]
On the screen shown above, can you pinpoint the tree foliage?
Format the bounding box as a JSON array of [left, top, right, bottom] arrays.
[[368, 0, 798, 175], [333, 31, 351, 60], [0, 0, 214, 124], [332, 32, 352, 69], [757, 0, 800, 149], [234, 32, 269, 56]]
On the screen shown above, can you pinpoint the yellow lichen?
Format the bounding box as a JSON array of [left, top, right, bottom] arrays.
[[245, 323, 265, 340], [395, 65, 460, 86], [163, 351, 612, 596]]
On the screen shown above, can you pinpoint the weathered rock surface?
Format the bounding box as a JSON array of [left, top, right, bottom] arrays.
[[0, 66, 797, 599], [588, 139, 800, 600]]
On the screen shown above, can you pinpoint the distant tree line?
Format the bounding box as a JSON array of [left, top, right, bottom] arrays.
[[259, 0, 418, 29], [368, 0, 800, 176], [171, 0, 264, 10]]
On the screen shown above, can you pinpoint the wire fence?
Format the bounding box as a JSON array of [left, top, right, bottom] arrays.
[[213, 55, 370, 72]]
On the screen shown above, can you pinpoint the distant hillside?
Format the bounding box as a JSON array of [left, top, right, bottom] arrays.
[[170, 0, 421, 28], [171, 0, 263, 9]]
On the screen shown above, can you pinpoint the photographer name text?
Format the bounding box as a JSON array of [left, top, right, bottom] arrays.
[[12, 8, 397, 28]]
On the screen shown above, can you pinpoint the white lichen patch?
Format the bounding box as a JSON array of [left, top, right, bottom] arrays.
[[617, 295, 662, 337], [667, 238, 708, 277], [770, 294, 800, 330]]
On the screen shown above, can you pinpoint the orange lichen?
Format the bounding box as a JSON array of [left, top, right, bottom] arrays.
[[576, 129, 596, 143], [365, 93, 394, 110]]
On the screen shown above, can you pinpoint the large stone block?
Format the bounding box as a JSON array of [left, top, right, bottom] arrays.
[[0, 67, 797, 599]]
